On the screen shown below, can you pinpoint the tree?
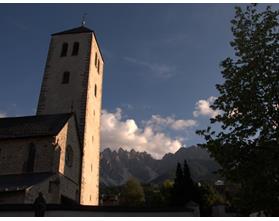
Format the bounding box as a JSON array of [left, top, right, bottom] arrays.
[[120, 177, 145, 207], [197, 4, 279, 215], [171, 162, 185, 206], [143, 184, 165, 207], [198, 183, 226, 216], [171, 161, 198, 206], [160, 179, 173, 206], [183, 160, 196, 202]]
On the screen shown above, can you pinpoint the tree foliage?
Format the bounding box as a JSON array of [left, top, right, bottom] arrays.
[[160, 179, 174, 205], [171, 161, 198, 206], [172, 162, 185, 205], [120, 177, 145, 207], [198, 183, 226, 216], [197, 4, 279, 215]]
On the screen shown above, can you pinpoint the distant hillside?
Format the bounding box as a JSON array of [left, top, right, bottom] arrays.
[[100, 146, 220, 187]]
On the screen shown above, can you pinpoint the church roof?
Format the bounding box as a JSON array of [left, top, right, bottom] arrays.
[[0, 113, 73, 140], [52, 26, 93, 36], [0, 172, 55, 192]]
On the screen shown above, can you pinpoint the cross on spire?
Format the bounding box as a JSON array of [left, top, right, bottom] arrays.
[[81, 13, 87, 26]]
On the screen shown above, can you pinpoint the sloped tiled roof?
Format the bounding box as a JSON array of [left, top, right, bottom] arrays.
[[0, 113, 72, 140], [0, 172, 55, 192], [52, 26, 93, 36]]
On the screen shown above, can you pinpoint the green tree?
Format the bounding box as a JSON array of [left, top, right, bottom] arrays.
[[197, 4, 279, 215], [161, 179, 173, 206], [143, 184, 165, 207], [120, 177, 145, 207], [198, 183, 226, 216], [183, 160, 196, 202], [171, 162, 185, 206], [171, 161, 198, 206]]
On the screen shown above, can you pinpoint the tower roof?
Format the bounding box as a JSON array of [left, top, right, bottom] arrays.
[[52, 26, 93, 36]]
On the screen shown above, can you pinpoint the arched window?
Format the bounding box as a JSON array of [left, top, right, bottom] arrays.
[[62, 71, 70, 84], [65, 145, 73, 167], [72, 42, 79, 56], [94, 84, 97, 97], [60, 43, 68, 57], [27, 143, 36, 172], [94, 53, 98, 67]]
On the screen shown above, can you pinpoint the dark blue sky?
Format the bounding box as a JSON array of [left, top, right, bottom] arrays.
[[0, 4, 275, 152]]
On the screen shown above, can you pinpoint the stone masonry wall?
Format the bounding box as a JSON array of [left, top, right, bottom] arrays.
[[36, 30, 104, 206], [80, 34, 104, 205], [0, 137, 55, 175], [55, 115, 81, 202]]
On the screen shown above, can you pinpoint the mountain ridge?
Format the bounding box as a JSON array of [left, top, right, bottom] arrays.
[[100, 146, 220, 187]]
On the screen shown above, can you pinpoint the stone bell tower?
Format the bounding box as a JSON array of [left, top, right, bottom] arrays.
[[36, 25, 104, 205]]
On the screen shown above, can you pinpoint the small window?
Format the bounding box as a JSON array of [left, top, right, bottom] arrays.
[[91, 164, 93, 172], [94, 84, 97, 97], [60, 43, 68, 57], [72, 42, 79, 56], [27, 143, 36, 173], [97, 60, 100, 73], [65, 145, 73, 167], [62, 72, 70, 84], [94, 53, 98, 67]]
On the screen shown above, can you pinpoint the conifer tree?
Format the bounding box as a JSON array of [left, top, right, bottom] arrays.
[[172, 160, 197, 206], [172, 162, 185, 206], [183, 160, 195, 202]]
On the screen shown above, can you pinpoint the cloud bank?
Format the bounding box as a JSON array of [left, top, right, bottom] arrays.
[[101, 108, 183, 159], [101, 96, 220, 159], [193, 96, 220, 118], [146, 115, 197, 131]]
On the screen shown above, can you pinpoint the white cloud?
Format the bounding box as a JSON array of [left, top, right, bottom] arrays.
[[145, 115, 197, 131], [193, 96, 220, 118], [101, 108, 182, 159], [124, 57, 176, 79], [0, 111, 7, 118]]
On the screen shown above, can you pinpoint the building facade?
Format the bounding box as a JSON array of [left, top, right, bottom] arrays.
[[0, 114, 81, 204], [0, 25, 104, 206]]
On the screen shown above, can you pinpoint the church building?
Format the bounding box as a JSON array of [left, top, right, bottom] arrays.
[[0, 25, 104, 206]]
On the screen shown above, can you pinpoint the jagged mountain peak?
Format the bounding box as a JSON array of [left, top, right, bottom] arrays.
[[102, 147, 155, 160], [100, 146, 220, 187]]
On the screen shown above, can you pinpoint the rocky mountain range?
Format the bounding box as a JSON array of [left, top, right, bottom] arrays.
[[100, 146, 220, 187]]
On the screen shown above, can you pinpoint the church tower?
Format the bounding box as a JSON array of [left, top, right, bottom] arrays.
[[37, 25, 104, 205]]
